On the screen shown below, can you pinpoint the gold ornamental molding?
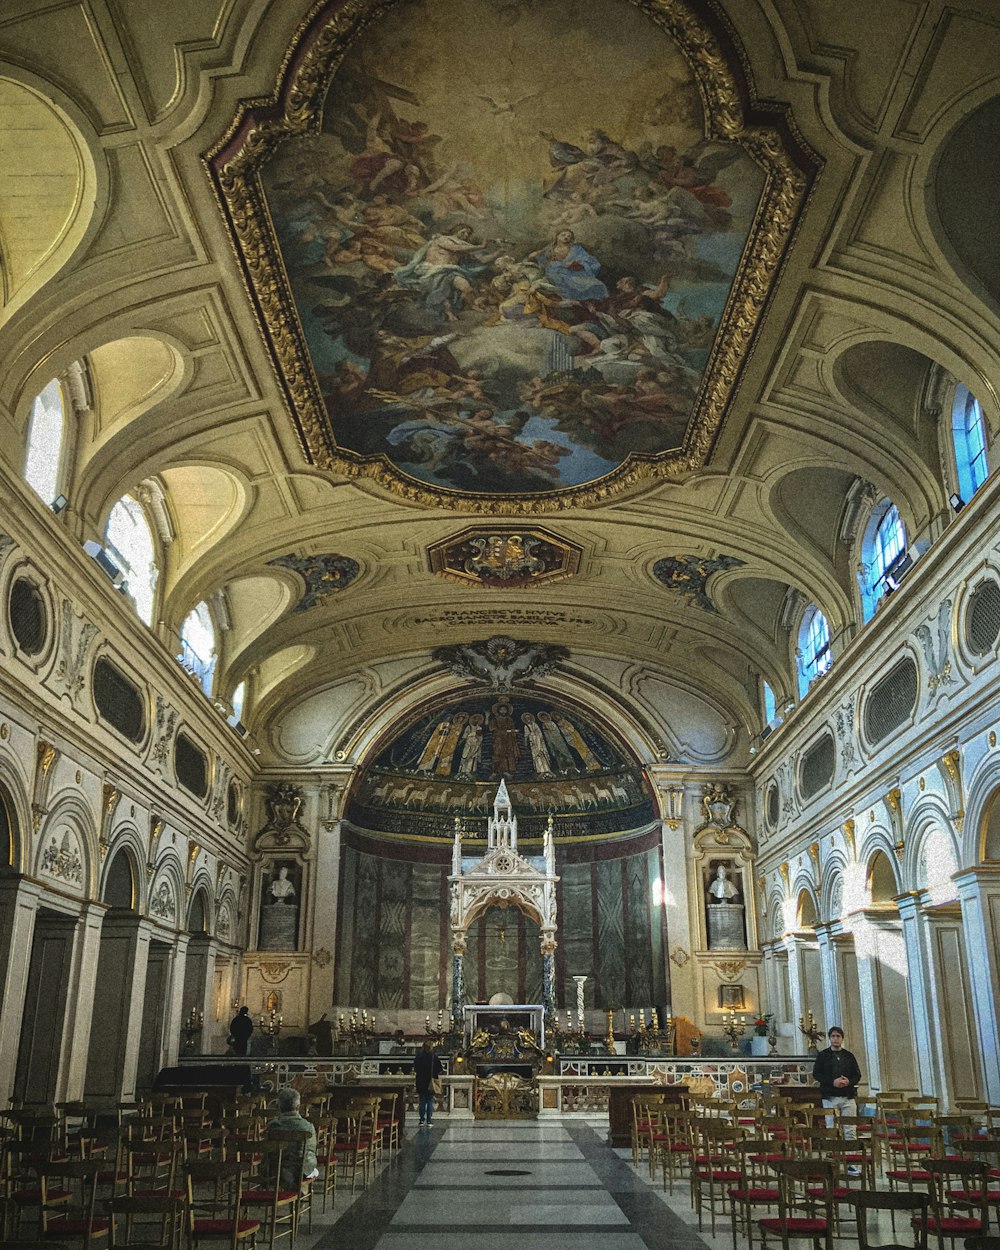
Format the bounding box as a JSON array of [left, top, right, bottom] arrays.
[[204, 0, 818, 513]]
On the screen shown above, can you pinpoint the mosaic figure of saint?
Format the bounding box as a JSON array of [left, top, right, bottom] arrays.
[[415, 717, 451, 773], [435, 711, 469, 776], [456, 713, 485, 777], [537, 710, 577, 773], [489, 699, 520, 775], [522, 712, 554, 777], [554, 713, 602, 771]]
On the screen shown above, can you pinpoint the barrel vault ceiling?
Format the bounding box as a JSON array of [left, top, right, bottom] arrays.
[[1, 0, 998, 770]]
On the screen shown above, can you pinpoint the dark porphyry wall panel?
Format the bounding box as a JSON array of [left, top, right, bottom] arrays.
[[334, 830, 666, 1011], [595, 859, 627, 1007]]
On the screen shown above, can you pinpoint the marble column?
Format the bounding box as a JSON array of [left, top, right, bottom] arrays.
[[84, 911, 154, 1102], [0, 876, 41, 1104], [451, 944, 465, 1029], [784, 933, 808, 1029], [162, 932, 190, 1068], [814, 923, 842, 1029], [308, 787, 344, 1024], [895, 893, 937, 1095], [655, 804, 692, 1018], [541, 942, 556, 1026], [850, 909, 918, 1094], [956, 866, 1000, 1102], [60, 902, 106, 1102], [919, 901, 981, 1104]]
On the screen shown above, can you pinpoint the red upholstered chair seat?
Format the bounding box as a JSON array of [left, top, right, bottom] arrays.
[[759, 1217, 828, 1234]]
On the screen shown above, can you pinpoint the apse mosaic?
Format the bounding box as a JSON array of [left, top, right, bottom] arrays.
[[211, 0, 812, 505], [346, 694, 655, 838]]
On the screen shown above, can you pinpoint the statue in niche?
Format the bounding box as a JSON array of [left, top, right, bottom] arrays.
[[258, 860, 300, 951], [705, 860, 746, 950], [707, 863, 739, 903]]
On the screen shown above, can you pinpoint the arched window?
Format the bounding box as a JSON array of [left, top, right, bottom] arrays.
[[797, 605, 832, 698], [762, 679, 777, 726], [105, 495, 158, 626], [952, 384, 988, 503], [228, 680, 246, 727], [179, 601, 216, 696], [23, 378, 65, 506], [859, 500, 906, 622]]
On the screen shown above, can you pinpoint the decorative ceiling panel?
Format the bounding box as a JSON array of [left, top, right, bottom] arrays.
[[208, 0, 816, 510]]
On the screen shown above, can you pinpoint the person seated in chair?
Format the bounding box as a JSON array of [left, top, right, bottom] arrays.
[[268, 1086, 319, 1191]]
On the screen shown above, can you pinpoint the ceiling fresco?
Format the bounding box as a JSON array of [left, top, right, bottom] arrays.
[[345, 693, 656, 839], [210, 0, 813, 509]]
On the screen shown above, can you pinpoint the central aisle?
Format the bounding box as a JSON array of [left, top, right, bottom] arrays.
[[318, 1119, 719, 1250]]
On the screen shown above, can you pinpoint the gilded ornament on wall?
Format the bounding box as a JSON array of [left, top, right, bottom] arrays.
[[428, 529, 581, 588]]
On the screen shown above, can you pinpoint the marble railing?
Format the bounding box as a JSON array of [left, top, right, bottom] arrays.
[[177, 1053, 816, 1118]]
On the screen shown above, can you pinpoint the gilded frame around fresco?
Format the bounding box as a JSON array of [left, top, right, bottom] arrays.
[[205, 0, 818, 513]]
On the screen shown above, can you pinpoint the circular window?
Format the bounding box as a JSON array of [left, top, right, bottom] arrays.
[[967, 580, 1000, 657], [8, 577, 47, 655], [766, 782, 779, 828]]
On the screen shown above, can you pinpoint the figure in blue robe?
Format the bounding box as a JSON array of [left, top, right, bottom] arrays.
[[529, 229, 608, 301]]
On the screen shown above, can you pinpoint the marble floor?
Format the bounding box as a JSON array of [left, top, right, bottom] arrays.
[[302, 1116, 731, 1250]]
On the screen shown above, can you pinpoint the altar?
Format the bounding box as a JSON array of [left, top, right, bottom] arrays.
[[463, 1003, 546, 1049]]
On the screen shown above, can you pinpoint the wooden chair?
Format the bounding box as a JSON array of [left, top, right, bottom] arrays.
[[266, 1128, 313, 1234], [183, 1161, 259, 1250], [955, 1138, 1000, 1228], [37, 1158, 110, 1247], [314, 1112, 339, 1213], [107, 1194, 183, 1250], [851, 1188, 929, 1250], [691, 1118, 742, 1235], [919, 1158, 989, 1250], [652, 1106, 694, 1195], [759, 1158, 835, 1250], [238, 1140, 296, 1250], [727, 1137, 783, 1250], [630, 1096, 664, 1173]]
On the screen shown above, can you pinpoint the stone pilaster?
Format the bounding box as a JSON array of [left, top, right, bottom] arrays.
[[956, 867, 1000, 1102], [0, 876, 41, 1104]]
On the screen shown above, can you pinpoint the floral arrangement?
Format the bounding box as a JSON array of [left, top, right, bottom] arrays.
[[753, 1013, 773, 1037]]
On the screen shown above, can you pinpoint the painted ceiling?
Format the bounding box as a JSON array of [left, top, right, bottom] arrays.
[[214, 0, 809, 506], [1, 0, 992, 786]]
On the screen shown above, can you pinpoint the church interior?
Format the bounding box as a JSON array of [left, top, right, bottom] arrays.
[[2, 0, 1000, 1245]]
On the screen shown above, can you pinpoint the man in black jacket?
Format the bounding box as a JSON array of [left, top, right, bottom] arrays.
[[813, 1026, 862, 1148]]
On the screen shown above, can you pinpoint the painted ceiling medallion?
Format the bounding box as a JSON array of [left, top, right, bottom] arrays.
[[207, 0, 815, 511], [268, 552, 360, 611], [652, 553, 744, 612], [428, 527, 581, 588]]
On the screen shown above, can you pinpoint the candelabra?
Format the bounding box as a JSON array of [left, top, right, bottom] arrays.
[[181, 1006, 204, 1055], [425, 1008, 460, 1049], [338, 1008, 375, 1051], [798, 1011, 822, 1051], [635, 1008, 671, 1056], [550, 1010, 587, 1053], [604, 1009, 616, 1055], [722, 1008, 747, 1051], [768, 1024, 778, 1056], [259, 1008, 283, 1053]]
